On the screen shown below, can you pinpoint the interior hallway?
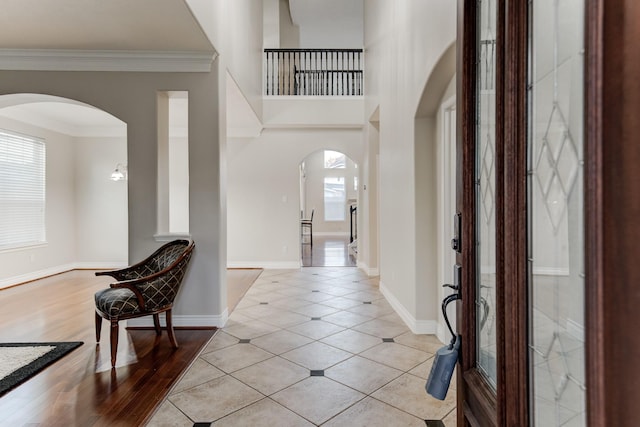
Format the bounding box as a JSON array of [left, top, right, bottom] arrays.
[[147, 267, 456, 426]]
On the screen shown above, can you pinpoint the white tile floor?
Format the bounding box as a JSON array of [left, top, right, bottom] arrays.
[[147, 267, 457, 426]]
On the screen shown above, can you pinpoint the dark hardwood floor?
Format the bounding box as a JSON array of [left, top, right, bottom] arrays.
[[0, 270, 215, 426], [301, 234, 357, 267]]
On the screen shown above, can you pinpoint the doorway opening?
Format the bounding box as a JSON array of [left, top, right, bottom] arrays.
[[299, 149, 358, 267], [0, 93, 128, 287]]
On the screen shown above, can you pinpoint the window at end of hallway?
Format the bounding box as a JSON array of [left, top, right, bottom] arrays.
[[324, 177, 345, 221]]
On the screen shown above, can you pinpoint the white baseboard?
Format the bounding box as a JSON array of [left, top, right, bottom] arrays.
[[127, 310, 229, 329], [566, 318, 585, 342], [357, 261, 379, 277], [0, 262, 130, 289], [227, 261, 301, 269], [0, 263, 75, 289], [379, 280, 438, 335]]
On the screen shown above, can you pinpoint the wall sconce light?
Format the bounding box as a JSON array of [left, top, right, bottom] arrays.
[[110, 163, 128, 181]]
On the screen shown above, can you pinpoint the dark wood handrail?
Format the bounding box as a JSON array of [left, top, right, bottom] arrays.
[[264, 48, 363, 53]]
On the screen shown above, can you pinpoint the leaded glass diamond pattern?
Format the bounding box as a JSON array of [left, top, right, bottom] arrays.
[[476, 0, 498, 390], [480, 134, 495, 224], [544, 333, 570, 398], [529, 0, 585, 425], [536, 145, 555, 195], [535, 104, 580, 232], [531, 329, 586, 405]]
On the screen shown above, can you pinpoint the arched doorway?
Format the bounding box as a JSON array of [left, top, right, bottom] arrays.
[[299, 149, 358, 267], [0, 93, 128, 287]]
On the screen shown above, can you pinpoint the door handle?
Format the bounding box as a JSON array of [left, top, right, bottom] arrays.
[[441, 264, 462, 337], [441, 289, 460, 338], [426, 278, 462, 401]]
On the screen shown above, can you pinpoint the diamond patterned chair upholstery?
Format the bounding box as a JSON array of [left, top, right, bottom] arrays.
[[94, 239, 195, 367]]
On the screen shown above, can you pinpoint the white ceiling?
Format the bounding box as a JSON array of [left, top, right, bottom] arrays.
[[0, 0, 214, 53], [288, 0, 362, 30]]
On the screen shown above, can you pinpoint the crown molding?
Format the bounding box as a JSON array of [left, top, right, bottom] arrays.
[[0, 49, 217, 72]]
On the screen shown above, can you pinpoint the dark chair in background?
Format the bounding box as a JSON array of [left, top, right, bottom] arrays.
[[300, 209, 314, 247], [94, 239, 195, 367]]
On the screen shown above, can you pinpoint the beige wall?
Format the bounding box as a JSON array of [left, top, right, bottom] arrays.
[[74, 136, 129, 265], [364, 0, 456, 332]]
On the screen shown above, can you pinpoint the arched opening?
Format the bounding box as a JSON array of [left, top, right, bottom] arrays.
[[0, 93, 128, 287], [299, 149, 358, 267], [413, 42, 457, 340]]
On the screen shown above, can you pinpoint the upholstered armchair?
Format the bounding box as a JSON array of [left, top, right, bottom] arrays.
[[94, 239, 195, 367]]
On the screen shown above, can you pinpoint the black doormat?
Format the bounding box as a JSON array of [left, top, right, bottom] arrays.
[[0, 342, 83, 396]]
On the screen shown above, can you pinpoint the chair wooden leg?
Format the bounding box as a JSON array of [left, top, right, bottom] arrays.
[[153, 314, 162, 336], [166, 309, 179, 348], [95, 311, 102, 342], [310, 224, 312, 247], [110, 320, 119, 368]]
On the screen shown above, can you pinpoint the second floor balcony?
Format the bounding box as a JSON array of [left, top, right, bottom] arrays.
[[264, 48, 364, 96]]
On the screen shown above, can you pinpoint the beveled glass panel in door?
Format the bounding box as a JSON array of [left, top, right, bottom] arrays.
[[476, 0, 497, 390], [527, 0, 586, 425]]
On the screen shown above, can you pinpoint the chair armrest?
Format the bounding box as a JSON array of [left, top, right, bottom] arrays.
[[96, 269, 128, 281], [95, 263, 153, 281]]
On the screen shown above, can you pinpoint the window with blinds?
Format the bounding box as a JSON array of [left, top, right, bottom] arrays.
[[0, 129, 46, 250]]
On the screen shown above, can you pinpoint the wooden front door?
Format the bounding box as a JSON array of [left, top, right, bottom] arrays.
[[455, 0, 640, 425], [456, 0, 514, 424], [455, 0, 593, 425]]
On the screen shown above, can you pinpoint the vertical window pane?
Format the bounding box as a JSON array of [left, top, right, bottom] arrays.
[[0, 130, 46, 249], [324, 177, 345, 221], [476, 0, 498, 389], [528, 0, 585, 425], [324, 150, 345, 169]]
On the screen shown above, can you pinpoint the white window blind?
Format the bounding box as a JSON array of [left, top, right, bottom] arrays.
[[0, 129, 46, 250]]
